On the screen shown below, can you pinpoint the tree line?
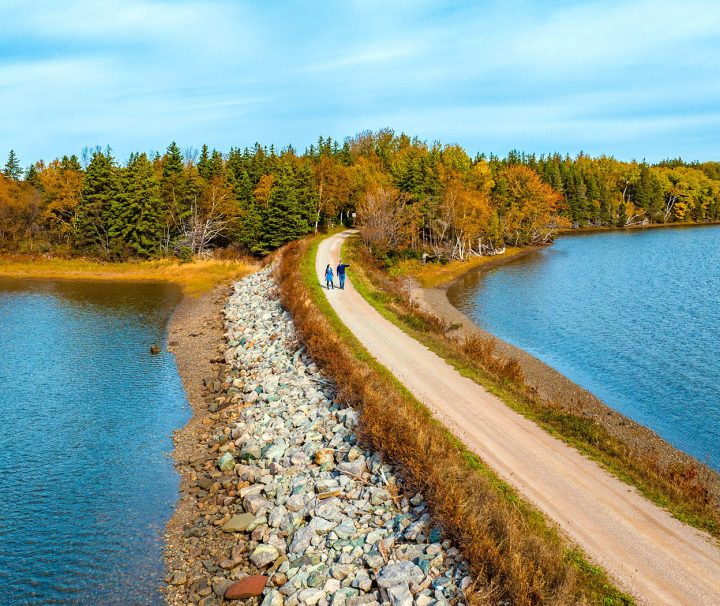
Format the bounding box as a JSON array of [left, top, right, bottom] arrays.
[[1, 130, 719, 260]]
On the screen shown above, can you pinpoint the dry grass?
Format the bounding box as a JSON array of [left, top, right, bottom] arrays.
[[348, 239, 720, 539], [390, 247, 527, 288], [277, 237, 632, 606], [0, 254, 256, 295]]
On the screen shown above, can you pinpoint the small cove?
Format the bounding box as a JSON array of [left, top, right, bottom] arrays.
[[0, 278, 190, 604], [448, 225, 720, 470]]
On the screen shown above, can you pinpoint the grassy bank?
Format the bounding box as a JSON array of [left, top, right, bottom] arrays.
[[278, 235, 633, 606], [388, 246, 528, 288], [343, 235, 720, 539], [0, 255, 256, 295]]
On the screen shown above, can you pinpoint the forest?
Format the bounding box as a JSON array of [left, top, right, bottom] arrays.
[[1, 129, 719, 261]]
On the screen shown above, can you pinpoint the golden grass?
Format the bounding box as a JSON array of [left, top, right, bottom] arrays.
[[0, 255, 256, 296], [346, 237, 720, 539], [278, 236, 633, 606], [390, 247, 527, 288]]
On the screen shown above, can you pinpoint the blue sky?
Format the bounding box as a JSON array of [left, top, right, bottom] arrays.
[[2, 0, 719, 164]]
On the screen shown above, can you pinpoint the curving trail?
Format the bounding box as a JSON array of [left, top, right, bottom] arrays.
[[316, 230, 720, 606]]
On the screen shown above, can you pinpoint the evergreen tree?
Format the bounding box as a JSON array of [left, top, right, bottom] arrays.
[[110, 153, 164, 257], [257, 162, 312, 253], [635, 164, 663, 221], [3, 150, 22, 181], [163, 141, 185, 178], [233, 170, 263, 253], [24, 164, 42, 190], [61, 155, 82, 172], [617, 201, 627, 227], [74, 150, 119, 254], [161, 141, 189, 236], [198, 144, 211, 179]]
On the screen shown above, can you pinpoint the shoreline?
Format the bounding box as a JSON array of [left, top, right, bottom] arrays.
[[163, 282, 234, 602], [161, 267, 475, 605], [0, 255, 254, 296], [556, 219, 720, 237], [408, 242, 720, 501]]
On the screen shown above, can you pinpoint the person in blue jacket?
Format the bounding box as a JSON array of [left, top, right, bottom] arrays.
[[336, 261, 350, 289], [324, 264, 334, 289]]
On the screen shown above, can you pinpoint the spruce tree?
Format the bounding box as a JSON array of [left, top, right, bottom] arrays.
[[257, 162, 311, 253], [61, 155, 83, 172], [110, 153, 164, 257], [636, 164, 663, 221], [24, 164, 42, 190], [161, 141, 189, 237], [74, 150, 119, 255], [198, 144, 211, 179], [3, 150, 22, 181]]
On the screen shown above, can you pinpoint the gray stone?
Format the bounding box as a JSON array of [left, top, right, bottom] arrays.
[[333, 519, 356, 540], [297, 588, 325, 605], [244, 494, 272, 514], [285, 493, 306, 512], [250, 544, 280, 568], [337, 458, 367, 477], [289, 527, 315, 554], [363, 550, 384, 569], [376, 561, 424, 589], [386, 583, 413, 606]]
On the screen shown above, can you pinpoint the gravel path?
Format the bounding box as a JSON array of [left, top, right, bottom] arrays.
[[318, 230, 720, 606]]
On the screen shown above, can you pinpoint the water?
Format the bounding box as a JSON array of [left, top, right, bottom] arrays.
[[0, 278, 190, 605], [448, 225, 720, 469]]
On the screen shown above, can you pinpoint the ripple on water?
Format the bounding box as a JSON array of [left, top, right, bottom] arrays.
[[0, 279, 190, 605], [448, 225, 720, 470]]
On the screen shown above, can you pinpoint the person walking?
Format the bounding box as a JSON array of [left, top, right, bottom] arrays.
[[324, 264, 334, 289], [336, 260, 350, 290]]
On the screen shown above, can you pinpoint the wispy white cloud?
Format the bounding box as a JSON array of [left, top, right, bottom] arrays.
[[0, 0, 719, 162]]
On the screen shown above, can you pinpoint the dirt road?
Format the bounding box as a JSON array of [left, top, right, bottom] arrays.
[[317, 230, 720, 606]]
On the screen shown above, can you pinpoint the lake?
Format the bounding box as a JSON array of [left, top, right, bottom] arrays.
[[448, 225, 720, 470], [0, 278, 189, 605]]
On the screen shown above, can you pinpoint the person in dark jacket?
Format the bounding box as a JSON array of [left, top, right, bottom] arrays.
[[324, 264, 334, 289], [336, 261, 350, 289]]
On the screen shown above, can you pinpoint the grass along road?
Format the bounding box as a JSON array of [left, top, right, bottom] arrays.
[[316, 230, 720, 606]]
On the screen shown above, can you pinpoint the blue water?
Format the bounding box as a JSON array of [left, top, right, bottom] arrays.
[[448, 225, 720, 469], [0, 279, 190, 605]]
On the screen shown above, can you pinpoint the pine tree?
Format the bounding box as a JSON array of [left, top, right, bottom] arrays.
[[257, 162, 312, 253], [161, 141, 189, 240], [636, 164, 663, 221], [74, 150, 119, 255], [198, 144, 211, 180], [617, 201, 627, 227], [110, 153, 164, 257], [61, 155, 82, 172], [3, 150, 22, 181], [24, 164, 42, 190]]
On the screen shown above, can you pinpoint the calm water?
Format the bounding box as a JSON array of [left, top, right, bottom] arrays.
[[449, 226, 720, 469], [0, 279, 190, 605]]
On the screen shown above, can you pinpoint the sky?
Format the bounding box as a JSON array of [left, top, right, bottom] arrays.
[[2, 0, 720, 164]]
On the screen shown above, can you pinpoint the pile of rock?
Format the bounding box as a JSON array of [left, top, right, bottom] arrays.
[[165, 268, 472, 606]]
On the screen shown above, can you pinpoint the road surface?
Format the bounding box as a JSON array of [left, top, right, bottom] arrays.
[[316, 230, 720, 606]]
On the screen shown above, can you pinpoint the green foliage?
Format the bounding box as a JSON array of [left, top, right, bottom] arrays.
[[73, 149, 119, 255], [111, 153, 164, 257], [3, 150, 22, 181], [3, 131, 720, 258]]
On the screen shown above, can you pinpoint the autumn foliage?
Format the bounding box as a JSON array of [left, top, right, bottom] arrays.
[[2, 131, 720, 258]]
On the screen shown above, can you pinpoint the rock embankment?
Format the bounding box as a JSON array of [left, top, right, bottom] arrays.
[[165, 267, 472, 606]]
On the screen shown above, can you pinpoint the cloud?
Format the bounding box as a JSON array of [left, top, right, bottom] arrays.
[[0, 0, 719, 163]]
